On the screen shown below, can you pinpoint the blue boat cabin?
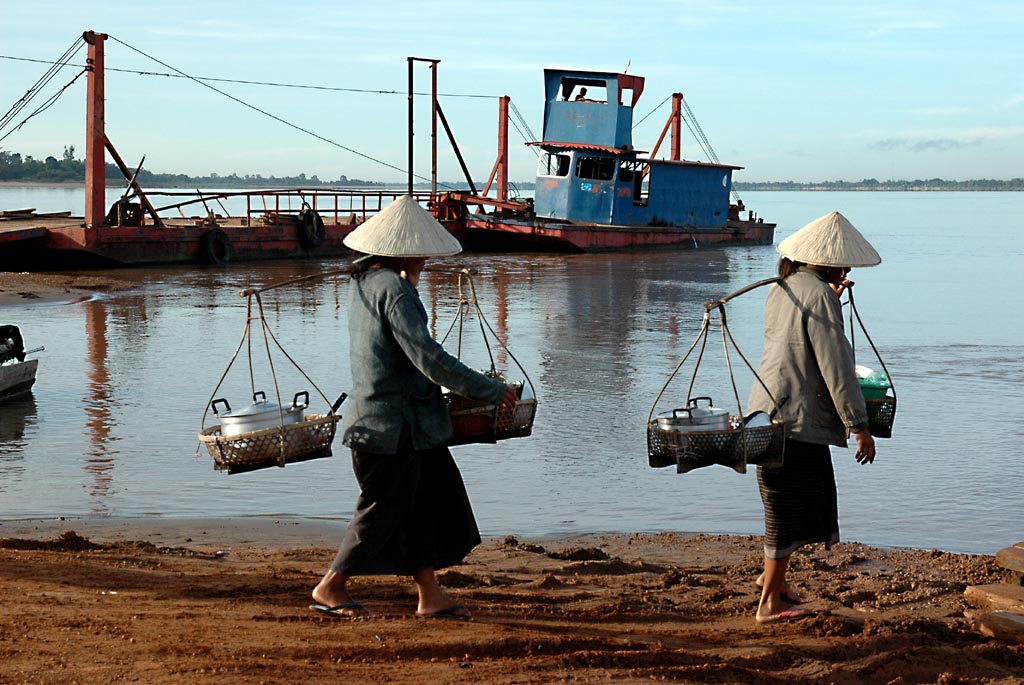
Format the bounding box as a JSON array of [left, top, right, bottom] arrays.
[[531, 69, 741, 228]]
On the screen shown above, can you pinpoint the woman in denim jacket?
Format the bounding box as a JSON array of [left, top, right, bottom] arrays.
[[311, 196, 518, 620]]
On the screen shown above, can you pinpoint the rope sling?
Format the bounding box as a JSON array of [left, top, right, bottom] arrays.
[[197, 279, 348, 474], [438, 269, 537, 446], [647, 276, 895, 475], [197, 266, 537, 470]]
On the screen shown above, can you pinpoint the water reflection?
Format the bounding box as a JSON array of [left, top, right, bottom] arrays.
[[0, 222, 1021, 553], [83, 300, 115, 513], [0, 395, 38, 485]]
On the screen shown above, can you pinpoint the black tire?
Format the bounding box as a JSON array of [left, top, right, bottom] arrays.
[[200, 228, 232, 265], [297, 206, 326, 248]]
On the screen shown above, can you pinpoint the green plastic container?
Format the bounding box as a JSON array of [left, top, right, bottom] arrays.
[[858, 375, 890, 400]]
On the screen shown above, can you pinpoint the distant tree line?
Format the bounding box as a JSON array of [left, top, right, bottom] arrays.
[[2, 147, 1022, 191], [734, 178, 1024, 191], [0, 147, 384, 187]]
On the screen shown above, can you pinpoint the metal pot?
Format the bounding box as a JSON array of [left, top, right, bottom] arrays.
[[212, 391, 309, 437], [656, 396, 731, 433]]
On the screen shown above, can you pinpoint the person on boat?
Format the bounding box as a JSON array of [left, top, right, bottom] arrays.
[[574, 87, 589, 102], [746, 211, 880, 624], [311, 195, 519, 621], [0, 325, 26, 364]]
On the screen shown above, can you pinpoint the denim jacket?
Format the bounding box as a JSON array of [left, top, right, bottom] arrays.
[[342, 267, 506, 453], [747, 267, 868, 447]]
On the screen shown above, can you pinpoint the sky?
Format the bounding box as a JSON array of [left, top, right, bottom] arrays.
[[1, 0, 1021, 184]]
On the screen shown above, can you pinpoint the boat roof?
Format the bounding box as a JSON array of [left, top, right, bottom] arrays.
[[527, 141, 648, 156], [528, 141, 743, 170]]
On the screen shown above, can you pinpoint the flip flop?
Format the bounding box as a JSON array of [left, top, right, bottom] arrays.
[[415, 603, 471, 621], [755, 607, 815, 624], [309, 601, 367, 619]]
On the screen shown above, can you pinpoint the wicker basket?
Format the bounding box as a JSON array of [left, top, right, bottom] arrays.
[[865, 396, 896, 439], [446, 393, 537, 447], [647, 419, 785, 474], [199, 413, 340, 474]]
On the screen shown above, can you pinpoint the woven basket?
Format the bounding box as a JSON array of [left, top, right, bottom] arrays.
[[865, 396, 896, 439], [198, 413, 340, 474], [446, 394, 537, 447], [647, 419, 785, 474]]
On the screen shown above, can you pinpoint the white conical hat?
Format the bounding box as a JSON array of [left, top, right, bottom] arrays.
[[343, 195, 462, 258], [776, 211, 881, 267]]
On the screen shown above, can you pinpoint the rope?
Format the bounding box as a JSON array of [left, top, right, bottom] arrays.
[[438, 268, 536, 396], [0, 37, 86, 142], [107, 34, 454, 189], [846, 285, 896, 399]]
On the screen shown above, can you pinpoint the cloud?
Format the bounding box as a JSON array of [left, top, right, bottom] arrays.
[[869, 126, 1024, 151], [867, 20, 941, 37], [1008, 93, 1024, 107], [907, 106, 969, 116], [870, 137, 967, 152]]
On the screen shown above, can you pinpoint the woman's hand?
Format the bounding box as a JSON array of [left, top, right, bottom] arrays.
[[499, 385, 519, 411], [853, 429, 876, 464]]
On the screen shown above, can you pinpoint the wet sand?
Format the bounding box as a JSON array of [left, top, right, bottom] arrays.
[[0, 517, 1020, 684], [0, 270, 136, 307]]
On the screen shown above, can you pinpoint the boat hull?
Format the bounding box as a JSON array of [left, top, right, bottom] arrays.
[[0, 216, 359, 269], [0, 359, 38, 402], [457, 214, 776, 253]]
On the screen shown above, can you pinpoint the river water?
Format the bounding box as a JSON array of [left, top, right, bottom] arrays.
[[0, 188, 1021, 555]]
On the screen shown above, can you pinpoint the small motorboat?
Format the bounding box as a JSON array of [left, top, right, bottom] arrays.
[[0, 325, 42, 402]]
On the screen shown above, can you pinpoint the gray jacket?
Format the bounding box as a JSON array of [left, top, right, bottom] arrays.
[[342, 267, 506, 454], [747, 267, 868, 447]]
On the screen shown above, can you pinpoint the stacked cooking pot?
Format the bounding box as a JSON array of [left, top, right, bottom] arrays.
[[212, 390, 309, 437]]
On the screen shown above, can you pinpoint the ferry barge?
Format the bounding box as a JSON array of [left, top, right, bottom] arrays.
[[0, 32, 773, 269]]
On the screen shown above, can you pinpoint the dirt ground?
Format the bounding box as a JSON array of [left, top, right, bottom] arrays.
[[0, 518, 1020, 685]]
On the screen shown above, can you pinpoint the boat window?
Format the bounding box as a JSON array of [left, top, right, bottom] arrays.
[[620, 160, 650, 206], [575, 156, 615, 181], [560, 78, 608, 103], [538, 153, 570, 178]]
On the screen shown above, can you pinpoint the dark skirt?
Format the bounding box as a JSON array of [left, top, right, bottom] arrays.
[[757, 438, 839, 559], [329, 437, 481, 576]]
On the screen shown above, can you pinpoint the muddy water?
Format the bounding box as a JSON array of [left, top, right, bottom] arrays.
[[1, 191, 1022, 554]]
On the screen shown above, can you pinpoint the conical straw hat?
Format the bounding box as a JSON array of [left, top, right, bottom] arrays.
[[343, 195, 462, 258], [776, 211, 881, 267]]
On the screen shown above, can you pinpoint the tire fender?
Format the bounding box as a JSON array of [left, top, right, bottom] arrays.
[[200, 228, 232, 265]]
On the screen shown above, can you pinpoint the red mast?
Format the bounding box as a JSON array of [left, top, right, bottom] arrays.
[[84, 31, 107, 228]]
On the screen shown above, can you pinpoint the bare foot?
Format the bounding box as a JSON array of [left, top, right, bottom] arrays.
[[756, 604, 815, 624], [311, 576, 368, 618], [415, 602, 472, 620], [755, 574, 804, 604]]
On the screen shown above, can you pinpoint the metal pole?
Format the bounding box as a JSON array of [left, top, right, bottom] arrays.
[[407, 58, 414, 195], [430, 62, 438, 204], [84, 31, 108, 227], [497, 96, 509, 202], [671, 93, 682, 161]]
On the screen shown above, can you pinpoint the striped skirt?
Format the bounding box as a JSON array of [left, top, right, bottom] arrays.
[[757, 438, 839, 559]]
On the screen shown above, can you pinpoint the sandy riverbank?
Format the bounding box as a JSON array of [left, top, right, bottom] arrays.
[[0, 270, 136, 307], [0, 517, 1020, 684]]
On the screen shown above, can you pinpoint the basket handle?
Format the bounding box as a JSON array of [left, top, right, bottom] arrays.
[[331, 393, 348, 414]]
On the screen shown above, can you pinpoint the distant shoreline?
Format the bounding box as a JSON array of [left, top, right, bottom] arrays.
[[2, 180, 1022, 191]]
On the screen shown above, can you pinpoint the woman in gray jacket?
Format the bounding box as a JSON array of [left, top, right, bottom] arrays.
[[311, 196, 518, 620], [747, 211, 880, 623]]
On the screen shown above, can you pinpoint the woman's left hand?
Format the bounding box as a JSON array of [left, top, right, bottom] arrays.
[[499, 385, 519, 411], [853, 429, 876, 464]]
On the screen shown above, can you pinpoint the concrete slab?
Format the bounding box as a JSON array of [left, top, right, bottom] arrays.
[[975, 611, 1024, 645], [964, 583, 1024, 613]]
